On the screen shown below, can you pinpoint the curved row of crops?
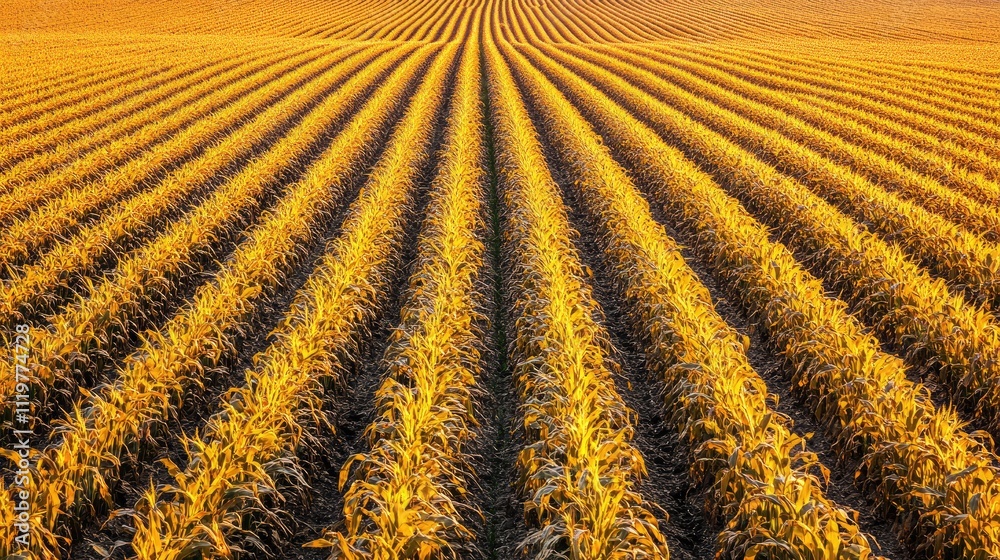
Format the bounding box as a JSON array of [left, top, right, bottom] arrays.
[[2, 1, 1000, 559]]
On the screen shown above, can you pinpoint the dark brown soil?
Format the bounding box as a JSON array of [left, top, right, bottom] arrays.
[[467, 56, 528, 560], [499, 45, 714, 556], [563, 44, 993, 441], [560, 149, 907, 559], [9, 35, 942, 560], [279, 106, 450, 556], [273, 49, 461, 559], [7, 48, 332, 277]]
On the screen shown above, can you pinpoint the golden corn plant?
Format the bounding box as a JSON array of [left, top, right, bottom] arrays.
[[520, 42, 1000, 558], [736, 43, 1000, 114], [607, 43, 1000, 244], [315, 36, 489, 559], [712, 44, 1000, 143], [1, 52, 222, 171], [505, 41, 876, 560], [485, 37, 669, 560], [563, 43, 1000, 310], [0, 39, 181, 97], [676, 44, 1000, 152], [0, 44, 407, 425], [0, 39, 195, 107], [0, 46, 328, 235], [770, 47, 997, 104], [0, 41, 288, 185], [0, 41, 298, 183], [2, 50, 151, 93], [0, 43, 386, 328], [543, 43, 1000, 442], [129, 42, 458, 560], [625, 44, 1000, 209], [8, 0, 998, 43], [0, 45, 338, 268], [0, 44, 218, 150], [653, 44, 1000, 188], [675, 43, 1000, 172], [0, 44, 437, 560], [0, 51, 177, 127]]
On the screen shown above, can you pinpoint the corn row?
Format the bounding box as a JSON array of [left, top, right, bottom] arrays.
[[564, 45, 1000, 310], [612, 43, 1000, 233], [0, 45, 180, 114], [741, 45, 1000, 108], [0, 43, 385, 328], [685, 44, 1000, 146], [0, 44, 438, 560], [708, 44, 999, 110], [128, 43, 457, 560], [507, 41, 875, 559], [643, 42, 1000, 235], [522, 43, 1000, 559], [0, 53, 161, 106], [740, 48, 1000, 126], [0, 44, 287, 172], [0, 43, 291, 189], [0, 39, 206, 111], [0, 44, 203, 133], [804, 51, 1000, 95], [672, 45, 1000, 183], [780, 47, 1000, 91], [661, 45, 1000, 171], [540, 44, 1000, 435], [723, 56, 1000, 184], [485, 39, 669, 560], [0, 60, 237, 152], [327, 38, 486, 559], [0, 44, 410, 422], [0, 46, 340, 269], [0, 45, 328, 229], [8, 0, 997, 44], [713, 46, 1000, 137], [624, 44, 1000, 208]]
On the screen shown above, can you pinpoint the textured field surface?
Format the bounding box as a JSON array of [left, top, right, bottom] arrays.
[[1, 1, 999, 559]]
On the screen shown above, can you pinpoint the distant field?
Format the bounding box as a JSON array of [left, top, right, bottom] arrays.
[[3, 0, 999, 42], [1, 1, 999, 559]]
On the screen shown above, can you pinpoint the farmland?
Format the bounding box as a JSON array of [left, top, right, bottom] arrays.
[[1, 0, 999, 558]]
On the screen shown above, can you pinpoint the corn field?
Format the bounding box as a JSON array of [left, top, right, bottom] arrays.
[[1, 0, 999, 559]]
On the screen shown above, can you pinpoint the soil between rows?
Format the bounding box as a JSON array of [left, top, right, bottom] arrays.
[[12, 47, 369, 328], [552, 45, 996, 440], [466, 50, 527, 559], [6, 48, 335, 283]]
